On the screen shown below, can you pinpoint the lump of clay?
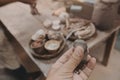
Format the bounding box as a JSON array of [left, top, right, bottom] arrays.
[[31, 40, 44, 48], [66, 18, 96, 40], [59, 12, 69, 23], [30, 40, 45, 54], [43, 19, 52, 28], [47, 30, 61, 40], [52, 24, 61, 31], [52, 20, 61, 25], [31, 29, 46, 41]]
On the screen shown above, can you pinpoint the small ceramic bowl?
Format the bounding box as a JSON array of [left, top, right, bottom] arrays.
[[47, 31, 61, 40], [44, 40, 61, 53]]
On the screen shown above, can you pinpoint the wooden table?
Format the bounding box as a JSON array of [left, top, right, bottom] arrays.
[[0, 1, 120, 77]]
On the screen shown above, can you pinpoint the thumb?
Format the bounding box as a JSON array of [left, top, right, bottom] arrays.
[[62, 46, 84, 72]]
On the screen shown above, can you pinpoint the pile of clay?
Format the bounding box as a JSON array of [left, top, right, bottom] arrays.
[[29, 29, 66, 59], [29, 12, 96, 60], [43, 12, 96, 40]]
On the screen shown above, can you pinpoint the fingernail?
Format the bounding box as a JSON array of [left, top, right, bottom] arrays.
[[74, 46, 84, 56]]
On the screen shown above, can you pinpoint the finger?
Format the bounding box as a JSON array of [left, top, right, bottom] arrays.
[[52, 47, 74, 70], [86, 57, 96, 70], [87, 55, 91, 61], [63, 46, 84, 72], [78, 71, 88, 80], [82, 57, 96, 77]]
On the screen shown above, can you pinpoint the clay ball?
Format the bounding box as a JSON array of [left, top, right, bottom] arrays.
[[52, 20, 61, 25], [44, 40, 61, 52], [47, 31, 60, 40], [43, 19, 52, 28], [52, 24, 61, 31], [59, 12, 69, 23]]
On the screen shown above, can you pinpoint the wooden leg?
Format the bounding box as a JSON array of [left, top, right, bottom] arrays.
[[102, 31, 119, 66]]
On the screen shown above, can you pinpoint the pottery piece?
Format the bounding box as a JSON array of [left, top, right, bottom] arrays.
[[47, 30, 61, 40], [31, 29, 46, 41], [30, 40, 45, 54], [53, 20, 61, 25], [43, 19, 52, 28], [66, 19, 96, 40], [59, 12, 69, 23], [52, 24, 61, 31], [44, 40, 61, 53]]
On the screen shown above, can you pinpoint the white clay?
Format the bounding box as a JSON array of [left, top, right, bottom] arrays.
[[31, 29, 46, 41], [59, 12, 69, 23], [52, 24, 61, 31], [53, 20, 61, 25], [43, 19, 52, 28]]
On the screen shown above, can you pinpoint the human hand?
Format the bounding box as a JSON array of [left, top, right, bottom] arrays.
[[46, 46, 96, 80]]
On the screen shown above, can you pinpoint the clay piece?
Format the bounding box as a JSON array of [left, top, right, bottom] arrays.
[[52, 24, 61, 31], [30, 29, 47, 54], [30, 40, 45, 54], [51, 20, 61, 31], [47, 30, 62, 40], [43, 19, 62, 31], [31, 41, 43, 48], [52, 20, 61, 25], [43, 19, 52, 28], [31, 29, 46, 41], [29, 29, 66, 60], [59, 12, 69, 23]]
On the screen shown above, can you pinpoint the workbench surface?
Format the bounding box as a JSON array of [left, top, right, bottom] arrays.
[[0, 0, 120, 76]]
